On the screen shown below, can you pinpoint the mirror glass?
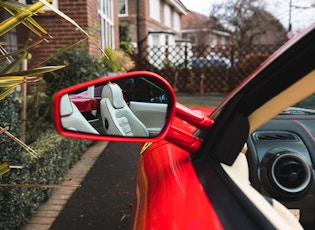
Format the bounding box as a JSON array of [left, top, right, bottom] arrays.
[[59, 76, 169, 137]]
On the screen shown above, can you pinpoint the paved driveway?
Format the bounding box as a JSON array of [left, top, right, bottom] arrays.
[[50, 142, 141, 229], [176, 93, 226, 108]]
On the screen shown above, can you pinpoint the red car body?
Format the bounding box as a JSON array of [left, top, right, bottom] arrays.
[[132, 108, 219, 229]]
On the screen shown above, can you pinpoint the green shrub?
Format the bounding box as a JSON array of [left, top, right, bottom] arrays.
[[0, 94, 23, 165], [0, 126, 93, 230], [96, 46, 135, 76], [24, 89, 52, 143], [97, 46, 122, 75], [43, 47, 100, 99], [40, 47, 100, 125]]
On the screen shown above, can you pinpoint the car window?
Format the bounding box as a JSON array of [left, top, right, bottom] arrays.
[[114, 77, 168, 103], [279, 94, 315, 115], [293, 93, 315, 109]]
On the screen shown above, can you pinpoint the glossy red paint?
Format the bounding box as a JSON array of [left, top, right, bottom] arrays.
[[165, 106, 215, 153], [175, 103, 214, 131], [130, 106, 220, 229], [165, 126, 202, 153], [70, 96, 100, 112], [131, 141, 223, 230]]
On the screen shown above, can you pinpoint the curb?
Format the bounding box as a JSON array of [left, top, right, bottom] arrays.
[[21, 141, 108, 230]]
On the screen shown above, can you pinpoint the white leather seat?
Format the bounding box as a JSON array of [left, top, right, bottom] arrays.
[[60, 94, 99, 135], [100, 83, 149, 137]]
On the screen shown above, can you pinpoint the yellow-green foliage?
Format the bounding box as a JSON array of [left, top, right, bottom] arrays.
[[98, 46, 135, 75]]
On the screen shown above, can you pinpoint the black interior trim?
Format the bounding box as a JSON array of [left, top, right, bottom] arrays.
[[192, 157, 276, 230], [247, 117, 315, 228]]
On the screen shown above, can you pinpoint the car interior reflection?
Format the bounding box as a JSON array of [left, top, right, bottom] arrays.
[[60, 77, 168, 137]]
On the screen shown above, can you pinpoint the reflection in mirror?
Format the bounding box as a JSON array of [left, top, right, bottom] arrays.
[[59, 76, 169, 137]]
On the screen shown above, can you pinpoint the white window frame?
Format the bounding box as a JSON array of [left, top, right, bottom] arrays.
[[210, 35, 217, 47], [99, 0, 115, 49], [20, 0, 59, 10], [118, 0, 128, 16], [152, 34, 160, 46], [149, 0, 160, 22], [221, 36, 226, 46], [173, 12, 180, 32], [164, 4, 171, 28]]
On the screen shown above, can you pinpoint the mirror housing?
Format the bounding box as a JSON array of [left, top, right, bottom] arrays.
[[53, 71, 176, 143]]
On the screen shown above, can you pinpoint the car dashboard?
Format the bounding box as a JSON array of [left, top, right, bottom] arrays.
[[247, 115, 315, 229]]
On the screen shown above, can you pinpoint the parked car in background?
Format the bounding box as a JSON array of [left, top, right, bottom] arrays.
[[178, 51, 231, 69], [52, 22, 315, 229]]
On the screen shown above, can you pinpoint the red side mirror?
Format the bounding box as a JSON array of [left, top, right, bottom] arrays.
[[53, 71, 176, 143]]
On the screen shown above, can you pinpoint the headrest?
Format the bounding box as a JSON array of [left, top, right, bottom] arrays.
[[60, 94, 73, 116], [101, 83, 125, 109]]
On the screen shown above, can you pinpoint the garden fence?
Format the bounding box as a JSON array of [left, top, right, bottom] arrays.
[[131, 44, 283, 94]]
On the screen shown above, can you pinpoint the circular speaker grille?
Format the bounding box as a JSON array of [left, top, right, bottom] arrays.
[[270, 153, 311, 194]]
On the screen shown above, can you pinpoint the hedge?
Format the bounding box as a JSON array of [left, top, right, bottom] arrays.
[[0, 127, 93, 230]]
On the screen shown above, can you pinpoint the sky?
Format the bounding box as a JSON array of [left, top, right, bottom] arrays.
[[180, 0, 315, 33]]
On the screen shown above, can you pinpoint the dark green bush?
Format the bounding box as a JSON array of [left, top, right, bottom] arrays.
[[37, 47, 100, 127], [43, 47, 100, 99], [0, 94, 23, 165], [0, 126, 93, 230], [24, 89, 52, 144]]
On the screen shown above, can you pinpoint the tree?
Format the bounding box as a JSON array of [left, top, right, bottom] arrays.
[[207, 0, 286, 48]]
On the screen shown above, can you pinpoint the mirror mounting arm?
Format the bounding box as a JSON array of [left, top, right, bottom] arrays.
[[175, 103, 213, 131], [165, 126, 201, 153]]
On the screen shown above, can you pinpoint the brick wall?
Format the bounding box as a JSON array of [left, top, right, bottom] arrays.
[[17, 0, 113, 67], [86, 0, 101, 56], [119, 0, 148, 47]]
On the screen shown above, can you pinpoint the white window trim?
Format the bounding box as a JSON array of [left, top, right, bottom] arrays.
[[210, 35, 217, 47], [118, 0, 128, 16], [98, 0, 115, 49], [149, 0, 160, 22], [164, 4, 171, 28], [20, 0, 59, 10], [173, 12, 180, 32]]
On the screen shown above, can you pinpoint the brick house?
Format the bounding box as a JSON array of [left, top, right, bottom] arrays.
[[181, 11, 287, 47], [118, 0, 188, 49], [118, 0, 188, 68], [17, 0, 120, 67], [4, 0, 189, 69], [181, 11, 230, 47]]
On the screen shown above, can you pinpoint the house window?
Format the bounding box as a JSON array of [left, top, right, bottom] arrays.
[[152, 34, 160, 46], [21, 0, 58, 9], [173, 12, 180, 32], [148, 34, 161, 46], [221, 36, 226, 46], [164, 4, 171, 28], [99, 0, 114, 49], [149, 0, 160, 22], [118, 0, 128, 16], [188, 34, 197, 46], [210, 35, 217, 47]]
